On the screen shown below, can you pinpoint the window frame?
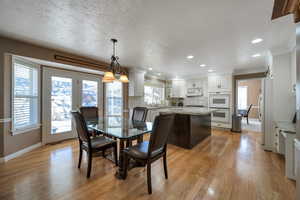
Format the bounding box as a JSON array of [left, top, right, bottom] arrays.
[[144, 85, 165, 105], [11, 56, 41, 135], [105, 81, 123, 117]]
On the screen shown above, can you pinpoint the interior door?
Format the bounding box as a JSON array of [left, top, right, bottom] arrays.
[[42, 67, 102, 144]]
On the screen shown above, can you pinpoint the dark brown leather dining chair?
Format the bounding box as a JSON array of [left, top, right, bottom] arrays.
[[132, 107, 148, 122], [123, 114, 175, 194], [80, 106, 100, 136], [71, 111, 118, 178], [79, 106, 99, 121], [238, 104, 253, 124]]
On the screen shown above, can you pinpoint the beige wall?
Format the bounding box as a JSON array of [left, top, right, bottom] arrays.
[[0, 36, 122, 157], [238, 79, 262, 118], [0, 53, 4, 156]]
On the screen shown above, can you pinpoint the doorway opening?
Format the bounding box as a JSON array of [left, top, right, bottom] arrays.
[[236, 78, 263, 133]]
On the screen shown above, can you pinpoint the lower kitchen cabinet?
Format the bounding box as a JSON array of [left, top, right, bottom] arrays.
[[283, 131, 296, 180], [274, 121, 297, 180]]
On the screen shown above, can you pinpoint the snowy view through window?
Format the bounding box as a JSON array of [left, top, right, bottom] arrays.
[[51, 77, 72, 134], [82, 80, 98, 107], [106, 81, 122, 127], [144, 86, 164, 105]]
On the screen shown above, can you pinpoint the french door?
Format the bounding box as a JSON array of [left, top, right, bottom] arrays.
[[42, 67, 102, 144]]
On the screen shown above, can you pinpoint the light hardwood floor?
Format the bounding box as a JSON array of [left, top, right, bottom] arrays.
[[0, 129, 296, 200]]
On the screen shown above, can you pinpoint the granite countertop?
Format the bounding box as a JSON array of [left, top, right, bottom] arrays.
[[157, 107, 215, 115], [146, 106, 175, 110], [276, 121, 296, 134]]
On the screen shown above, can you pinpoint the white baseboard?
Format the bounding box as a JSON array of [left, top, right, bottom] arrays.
[[0, 142, 42, 163]]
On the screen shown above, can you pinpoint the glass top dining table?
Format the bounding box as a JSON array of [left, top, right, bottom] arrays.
[[86, 116, 153, 139], [86, 116, 153, 179]]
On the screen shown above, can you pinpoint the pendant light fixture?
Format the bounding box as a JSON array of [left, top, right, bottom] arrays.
[[102, 39, 129, 83]]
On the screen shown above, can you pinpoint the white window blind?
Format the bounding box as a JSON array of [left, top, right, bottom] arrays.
[[12, 58, 39, 132]]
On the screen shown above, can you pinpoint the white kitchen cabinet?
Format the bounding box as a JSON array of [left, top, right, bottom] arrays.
[[282, 131, 296, 180], [129, 70, 145, 96], [170, 80, 186, 98], [208, 74, 232, 92]]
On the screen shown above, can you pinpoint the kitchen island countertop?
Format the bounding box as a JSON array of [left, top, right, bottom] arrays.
[[158, 107, 217, 115]]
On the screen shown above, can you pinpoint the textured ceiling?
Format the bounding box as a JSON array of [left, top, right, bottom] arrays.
[[0, 0, 296, 78]]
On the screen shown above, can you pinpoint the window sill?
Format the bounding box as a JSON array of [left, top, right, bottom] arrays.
[[11, 124, 41, 135]]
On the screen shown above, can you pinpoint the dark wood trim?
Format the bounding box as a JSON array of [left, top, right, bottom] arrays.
[[272, 0, 300, 23], [123, 83, 129, 119], [234, 72, 267, 80], [233, 72, 267, 114], [54, 54, 129, 74], [40, 65, 105, 77]]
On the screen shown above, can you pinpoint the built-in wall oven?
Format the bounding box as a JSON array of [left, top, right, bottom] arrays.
[[209, 93, 231, 125], [211, 108, 230, 123], [209, 93, 230, 108]]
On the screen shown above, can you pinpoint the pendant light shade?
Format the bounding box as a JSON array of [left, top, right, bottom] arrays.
[[102, 39, 129, 83], [102, 71, 115, 83], [119, 74, 129, 83]]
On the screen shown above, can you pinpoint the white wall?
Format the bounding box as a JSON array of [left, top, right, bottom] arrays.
[[272, 52, 296, 121]]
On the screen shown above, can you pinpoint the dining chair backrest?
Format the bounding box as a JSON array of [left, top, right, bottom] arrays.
[[132, 107, 148, 122], [80, 106, 99, 121], [71, 111, 91, 143], [148, 114, 175, 156], [246, 104, 253, 115]]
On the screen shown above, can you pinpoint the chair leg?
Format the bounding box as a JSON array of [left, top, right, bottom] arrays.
[[247, 116, 249, 124], [147, 161, 152, 194], [123, 153, 129, 179], [87, 152, 92, 178], [163, 153, 168, 179], [113, 144, 118, 166], [78, 145, 83, 169]]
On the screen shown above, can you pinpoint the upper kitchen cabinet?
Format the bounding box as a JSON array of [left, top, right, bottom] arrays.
[[208, 74, 232, 93], [129, 70, 145, 96], [170, 79, 186, 98]]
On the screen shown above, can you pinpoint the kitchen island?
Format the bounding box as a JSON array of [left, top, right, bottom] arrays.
[[159, 108, 212, 149]]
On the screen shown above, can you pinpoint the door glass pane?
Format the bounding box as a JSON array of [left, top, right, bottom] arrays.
[[51, 77, 72, 134], [82, 80, 98, 107]]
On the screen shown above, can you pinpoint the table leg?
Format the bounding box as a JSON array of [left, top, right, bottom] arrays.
[[115, 139, 126, 179], [137, 135, 143, 143]]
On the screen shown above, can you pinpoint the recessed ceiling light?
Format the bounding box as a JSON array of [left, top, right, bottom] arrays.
[[157, 73, 161, 76], [251, 38, 263, 44], [148, 67, 153, 70], [208, 69, 215, 73], [252, 54, 261, 58], [186, 55, 194, 59], [200, 64, 206, 67]]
